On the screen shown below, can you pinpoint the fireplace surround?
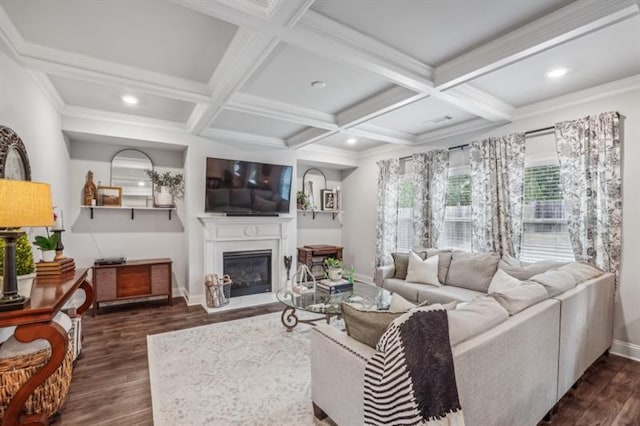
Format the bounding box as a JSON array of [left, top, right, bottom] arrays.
[[198, 215, 292, 312]]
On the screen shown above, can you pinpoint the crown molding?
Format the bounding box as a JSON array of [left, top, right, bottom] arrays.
[[438, 84, 514, 122], [28, 71, 65, 112], [201, 127, 286, 148], [435, 0, 640, 89], [62, 105, 188, 132], [349, 123, 414, 145], [513, 73, 640, 120], [337, 87, 425, 128], [0, 4, 24, 51], [285, 11, 433, 93], [226, 92, 336, 130]]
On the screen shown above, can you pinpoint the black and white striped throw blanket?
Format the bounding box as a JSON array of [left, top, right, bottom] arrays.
[[363, 307, 465, 425]]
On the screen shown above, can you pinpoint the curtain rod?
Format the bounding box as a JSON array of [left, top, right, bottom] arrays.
[[524, 126, 554, 136]]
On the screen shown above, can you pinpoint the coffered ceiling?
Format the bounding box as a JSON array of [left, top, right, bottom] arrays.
[[1, 0, 638, 156]]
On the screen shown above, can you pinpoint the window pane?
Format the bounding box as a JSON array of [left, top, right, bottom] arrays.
[[520, 135, 575, 263]]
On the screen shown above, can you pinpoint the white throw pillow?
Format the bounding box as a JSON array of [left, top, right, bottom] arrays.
[[388, 292, 417, 312], [405, 251, 441, 286], [488, 269, 523, 293]]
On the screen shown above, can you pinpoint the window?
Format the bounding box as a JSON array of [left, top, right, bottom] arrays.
[[440, 149, 471, 251], [520, 134, 575, 263], [396, 158, 414, 253]]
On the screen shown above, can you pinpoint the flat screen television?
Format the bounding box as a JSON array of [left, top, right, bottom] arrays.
[[205, 157, 293, 214]]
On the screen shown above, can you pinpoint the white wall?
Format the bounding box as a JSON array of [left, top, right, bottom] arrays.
[[342, 86, 640, 355], [0, 49, 72, 255]]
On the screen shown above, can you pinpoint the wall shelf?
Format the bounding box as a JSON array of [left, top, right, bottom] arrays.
[[297, 209, 343, 220], [81, 205, 176, 220]]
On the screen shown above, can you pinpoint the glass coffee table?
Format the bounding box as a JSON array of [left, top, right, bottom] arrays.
[[276, 282, 392, 331]]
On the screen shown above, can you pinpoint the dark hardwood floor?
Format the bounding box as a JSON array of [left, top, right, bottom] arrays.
[[53, 298, 640, 425]]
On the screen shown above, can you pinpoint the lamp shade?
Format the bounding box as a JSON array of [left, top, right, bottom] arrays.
[[0, 179, 54, 228]]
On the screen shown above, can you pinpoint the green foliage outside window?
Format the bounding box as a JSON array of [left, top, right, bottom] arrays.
[[0, 233, 35, 276], [446, 175, 471, 206], [398, 179, 414, 208], [524, 165, 562, 202]]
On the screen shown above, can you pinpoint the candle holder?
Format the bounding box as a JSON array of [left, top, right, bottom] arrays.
[[51, 229, 65, 260]]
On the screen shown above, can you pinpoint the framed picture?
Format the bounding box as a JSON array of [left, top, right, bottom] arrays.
[[97, 186, 122, 207], [321, 189, 337, 211]]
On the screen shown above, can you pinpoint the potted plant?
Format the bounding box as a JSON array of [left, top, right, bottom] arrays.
[[33, 233, 59, 262], [145, 170, 185, 207], [296, 191, 310, 210], [0, 233, 36, 296], [324, 257, 344, 281]]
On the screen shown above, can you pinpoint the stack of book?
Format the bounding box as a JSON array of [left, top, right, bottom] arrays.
[[36, 258, 76, 277], [317, 279, 353, 294]]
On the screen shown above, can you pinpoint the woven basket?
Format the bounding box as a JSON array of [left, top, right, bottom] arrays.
[[0, 332, 74, 419]]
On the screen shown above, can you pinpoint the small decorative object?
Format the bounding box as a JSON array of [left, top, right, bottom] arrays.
[[145, 170, 184, 207], [205, 273, 232, 308], [284, 255, 292, 281], [97, 186, 122, 207], [321, 189, 337, 211], [296, 191, 310, 210], [324, 257, 343, 281], [83, 171, 97, 206], [291, 264, 315, 294], [32, 233, 59, 262], [51, 207, 65, 260]]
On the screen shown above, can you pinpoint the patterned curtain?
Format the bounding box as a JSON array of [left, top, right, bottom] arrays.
[[470, 133, 526, 256], [375, 158, 400, 267], [554, 111, 622, 282], [412, 150, 449, 249]]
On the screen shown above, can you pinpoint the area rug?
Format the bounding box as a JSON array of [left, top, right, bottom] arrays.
[[147, 312, 336, 425]]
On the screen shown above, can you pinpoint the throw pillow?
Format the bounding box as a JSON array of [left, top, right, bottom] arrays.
[[389, 292, 418, 312], [341, 302, 404, 348], [488, 269, 523, 294], [405, 251, 441, 286], [391, 252, 410, 279], [445, 251, 500, 292], [425, 249, 453, 285], [498, 255, 567, 280]]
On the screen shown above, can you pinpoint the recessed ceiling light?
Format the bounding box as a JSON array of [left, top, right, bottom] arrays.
[[311, 80, 326, 89], [425, 115, 453, 124], [121, 95, 139, 105], [346, 138, 357, 145], [546, 68, 568, 79]]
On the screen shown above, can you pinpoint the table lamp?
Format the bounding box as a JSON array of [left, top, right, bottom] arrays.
[[0, 179, 53, 311]]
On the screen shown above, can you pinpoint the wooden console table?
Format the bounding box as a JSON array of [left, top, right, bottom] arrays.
[[92, 258, 172, 315], [297, 245, 343, 279], [0, 268, 93, 426]]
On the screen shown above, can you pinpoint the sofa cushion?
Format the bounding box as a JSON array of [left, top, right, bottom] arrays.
[[557, 262, 603, 282], [447, 297, 509, 346], [489, 283, 549, 315], [445, 251, 500, 292], [499, 255, 567, 280], [406, 251, 441, 286], [381, 278, 424, 302], [417, 285, 485, 305], [341, 302, 404, 348], [529, 269, 577, 297], [488, 269, 523, 293], [425, 249, 453, 284]]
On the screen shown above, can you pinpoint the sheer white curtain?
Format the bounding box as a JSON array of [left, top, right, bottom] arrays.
[[555, 111, 622, 282], [375, 158, 400, 266], [469, 133, 526, 256], [412, 150, 449, 249]]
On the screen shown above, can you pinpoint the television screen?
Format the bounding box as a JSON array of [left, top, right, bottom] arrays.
[[205, 158, 293, 214]]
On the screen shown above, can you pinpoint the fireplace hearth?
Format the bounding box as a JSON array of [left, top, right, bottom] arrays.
[[223, 250, 272, 297]]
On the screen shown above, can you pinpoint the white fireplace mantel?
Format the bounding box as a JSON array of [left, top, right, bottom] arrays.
[[197, 215, 293, 312]]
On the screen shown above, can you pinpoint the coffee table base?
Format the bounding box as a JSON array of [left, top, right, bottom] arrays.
[[280, 306, 332, 332]]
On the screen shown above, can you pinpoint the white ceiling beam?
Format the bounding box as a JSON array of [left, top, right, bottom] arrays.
[[170, 0, 269, 29], [63, 106, 188, 132], [347, 124, 414, 146], [414, 118, 503, 145], [436, 85, 515, 122], [226, 93, 337, 130], [200, 128, 286, 148], [284, 11, 433, 93], [287, 128, 337, 149], [435, 0, 640, 89], [337, 87, 426, 128]]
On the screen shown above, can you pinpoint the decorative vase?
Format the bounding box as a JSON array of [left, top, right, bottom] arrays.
[[328, 267, 343, 281], [17, 273, 36, 297], [155, 186, 173, 207], [42, 250, 56, 262]]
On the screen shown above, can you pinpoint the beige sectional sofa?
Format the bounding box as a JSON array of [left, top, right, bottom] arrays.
[[311, 250, 615, 425]]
